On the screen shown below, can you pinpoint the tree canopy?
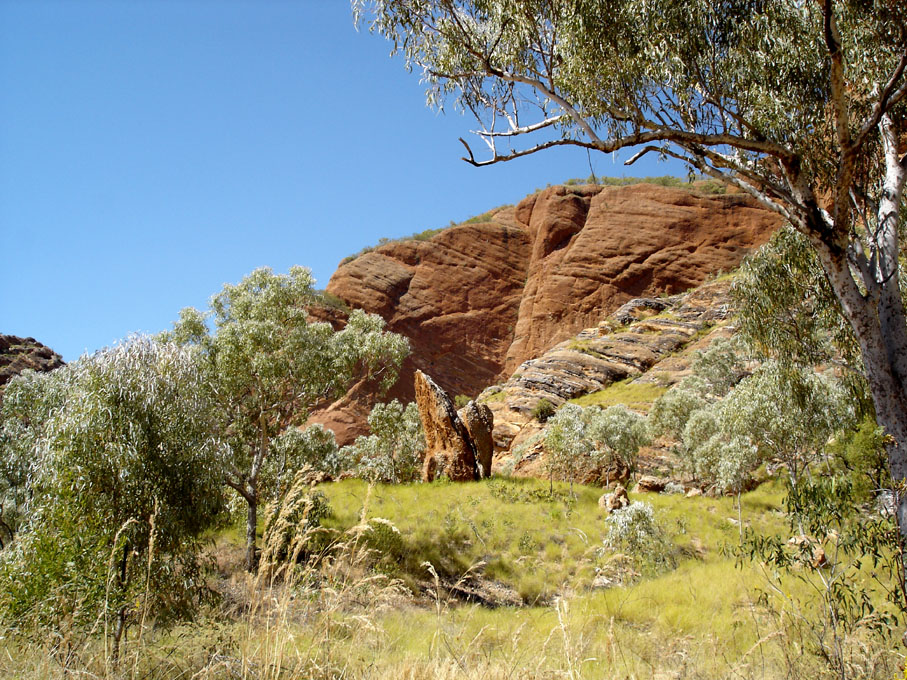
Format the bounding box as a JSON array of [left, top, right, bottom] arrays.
[[166, 266, 409, 569], [0, 338, 225, 653]]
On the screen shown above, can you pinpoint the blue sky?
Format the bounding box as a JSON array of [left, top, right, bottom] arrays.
[[1, 0, 684, 362]]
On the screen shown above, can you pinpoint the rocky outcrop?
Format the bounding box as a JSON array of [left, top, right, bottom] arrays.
[[481, 278, 738, 460], [414, 370, 480, 482], [315, 183, 779, 443], [458, 401, 494, 479], [0, 335, 65, 393], [633, 475, 669, 494]]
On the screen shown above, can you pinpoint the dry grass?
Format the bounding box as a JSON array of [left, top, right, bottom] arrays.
[[0, 475, 902, 679]]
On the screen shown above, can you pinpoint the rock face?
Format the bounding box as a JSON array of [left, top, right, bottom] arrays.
[[482, 278, 738, 459], [458, 400, 494, 479], [0, 335, 65, 392], [414, 370, 479, 482], [316, 183, 779, 443]]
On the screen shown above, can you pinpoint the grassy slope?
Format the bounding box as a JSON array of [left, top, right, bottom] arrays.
[[3, 476, 900, 679]]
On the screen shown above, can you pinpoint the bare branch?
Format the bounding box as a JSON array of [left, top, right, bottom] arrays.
[[459, 136, 598, 166], [821, 0, 851, 149], [473, 114, 566, 137]]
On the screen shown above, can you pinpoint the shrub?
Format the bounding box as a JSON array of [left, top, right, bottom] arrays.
[[604, 501, 676, 574], [0, 338, 225, 649], [454, 394, 472, 409], [341, 400, 425, 483], [531, 398, 557, 422]]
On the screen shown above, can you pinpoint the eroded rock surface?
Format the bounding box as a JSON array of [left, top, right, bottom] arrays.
[[414, 370, 479, 482], [458, 400, 494, 479], [315, 183, 779, 443], [483, 278, 737, 459], [0, 335, 65, 393]]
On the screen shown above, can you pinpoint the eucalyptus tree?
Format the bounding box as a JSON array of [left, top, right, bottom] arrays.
[[0, 338, 224, 656], [544, 402, 649, 490], [678, 362, 853, 493], [340, 399, 425, 483], [355, 0, 907, 553], [543, 403, 590, 492], [166, 266, 409, 569], [586, 404, 651, 481]]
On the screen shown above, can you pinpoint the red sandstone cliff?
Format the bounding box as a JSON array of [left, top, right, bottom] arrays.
[[310, 183, 781, 443]]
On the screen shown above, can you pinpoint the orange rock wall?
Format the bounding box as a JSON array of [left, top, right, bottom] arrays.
[[314, 183, 780, 443]]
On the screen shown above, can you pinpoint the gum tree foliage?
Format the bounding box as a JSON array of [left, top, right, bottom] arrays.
[[544, 402, 650, 490], [165, 266, 409, 569], [268, 423, 345, 494], [0, 338, 225, 652], [604, 501, 676, 574], [340, 400, 425, 483], [680, 362, 853, 494], [355, 0, 907, 571], [0, 367, 75, 546], [543, 403, 589, 491], [649, 336, 748, 438]]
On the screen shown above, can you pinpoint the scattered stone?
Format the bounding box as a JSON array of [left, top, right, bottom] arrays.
[[457, 400, 494, 478], [788, 534, 828, 569], [811, 545, 827, 569], [612, 297, 673, 325], [685, 488, 703, 498], [592, 574, 621, 590], [633, 475, 668, 494], [600, 484, 630, 513], [414, 370, 479, 482]]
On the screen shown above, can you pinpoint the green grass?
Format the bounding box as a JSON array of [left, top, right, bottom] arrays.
[[477, 389, 506, 404], [560, 174, 727, 195], [314, 477, 789, 604], [569, 379, 668, 411], [5, 475, 901, 679]]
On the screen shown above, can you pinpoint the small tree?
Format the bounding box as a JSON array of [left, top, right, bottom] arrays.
[[268, 423, 345, 492], [543, 403, 589, 493], [720, 362, 854, 488], [586, 404, 651, 482], [0, 338, 225, 656], [166, 266, 409, 570], [341, 399, 425, 483]]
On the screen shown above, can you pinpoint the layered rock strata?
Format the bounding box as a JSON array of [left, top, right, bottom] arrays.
[[481, 278, 737, 460]]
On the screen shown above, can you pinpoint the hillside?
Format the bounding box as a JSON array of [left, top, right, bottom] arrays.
[[311, 182, 780, 443], [483, 277, 738, 476], [0, 334, 64, 393]]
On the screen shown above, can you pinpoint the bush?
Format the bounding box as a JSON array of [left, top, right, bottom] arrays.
[[604, 501, 676, 574], [531, 398, 557, 422], [0, 338, 225, 645], [454, 394, 472, 409], [341, 400, 425, 483]]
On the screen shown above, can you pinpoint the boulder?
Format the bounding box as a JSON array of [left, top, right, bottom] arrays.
[[633, 475, 668, 494], [599, 484, 630, 513], [457, 400, 494, 478], [414, 370, 479, 482]]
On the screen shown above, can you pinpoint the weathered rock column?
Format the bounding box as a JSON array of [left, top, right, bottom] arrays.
[[414, 370, 483, 482]]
